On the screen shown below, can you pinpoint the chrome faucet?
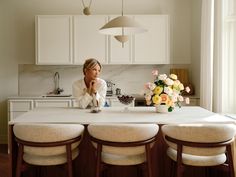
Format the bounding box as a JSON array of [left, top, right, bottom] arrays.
[[54, 72, 64, 94]]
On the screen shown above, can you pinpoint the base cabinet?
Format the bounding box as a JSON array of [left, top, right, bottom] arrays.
[[8, 100, 34, 121], [8, 98, 72, 121]]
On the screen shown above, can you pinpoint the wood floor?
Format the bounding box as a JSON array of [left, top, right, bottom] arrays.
[[0, 144, 9, 177]]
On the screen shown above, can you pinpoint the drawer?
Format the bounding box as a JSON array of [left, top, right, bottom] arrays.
[[8, 100, 34, 112], [72, 100, 78, 107], [34, 100, 71, 108], [9, 111, 27, 121]]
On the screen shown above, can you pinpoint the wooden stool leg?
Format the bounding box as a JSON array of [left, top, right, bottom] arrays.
[[16, 144, 23, 177], [176, 145, 184, 177], [169, 159, 175, 177], [96, 144, 102, 177], [145, 144, 152, 177], [226, 145, 235, 177], [66, 144, 73, 177]]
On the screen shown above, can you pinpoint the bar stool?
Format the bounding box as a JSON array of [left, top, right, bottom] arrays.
[[87, 123, 159, 177], [13, 123, 84, 177], [161, 123, 236, 177]]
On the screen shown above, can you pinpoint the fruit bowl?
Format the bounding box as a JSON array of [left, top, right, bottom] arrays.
[[117, 95, 134, 105]]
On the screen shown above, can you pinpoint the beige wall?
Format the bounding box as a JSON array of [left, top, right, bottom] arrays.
[[191, 0, 202, 97], [0, 0, 201, 143]]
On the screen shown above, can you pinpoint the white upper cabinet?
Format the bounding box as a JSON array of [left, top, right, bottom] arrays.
[[108, 15, 133, 64], [73, 15, 108, 64], [109, 35, 133, 64], [35, 15, 170, 65], [133, 15, 170, 64], [35, 15, 73, 65]]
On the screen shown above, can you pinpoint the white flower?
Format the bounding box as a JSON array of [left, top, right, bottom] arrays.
[[171, 95, 178, 102], [185, 97, 190, 104], [169, 74, 178, 80], [158, 74, 167, 80], [178, 96, 184, 102], [185, 86, 190, 93], [152, 70, 158, 76], [144, 89, 153, 96], [179, 83, 184, 90], [173, 80, 181, 87], [173, 89, 180, 95], [164, 87, 173, 95], [149, 83, 156, 90], [144, 82, 156, 90], [165, 78, 174, 86], [145, 94, 152, 101]]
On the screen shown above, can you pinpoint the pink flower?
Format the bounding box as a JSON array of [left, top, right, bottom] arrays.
[[152, 69, 158, 76], [185, 86, 190, 93], [144, 83, 150, 89], [185, 97, 190, 104]]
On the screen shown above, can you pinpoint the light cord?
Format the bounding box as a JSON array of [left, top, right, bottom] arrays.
[[82, 0, 92, 8]]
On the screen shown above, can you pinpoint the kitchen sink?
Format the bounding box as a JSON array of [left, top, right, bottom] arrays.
[[41, 94, 72, 97]]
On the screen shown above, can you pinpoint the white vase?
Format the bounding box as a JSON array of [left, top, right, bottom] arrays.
[[156, 104, 169, 113]]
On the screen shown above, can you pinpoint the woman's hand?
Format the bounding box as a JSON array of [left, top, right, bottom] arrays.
[[87, 79, 97, 95]]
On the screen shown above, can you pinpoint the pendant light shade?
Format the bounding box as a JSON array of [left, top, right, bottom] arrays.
[[99, 16, 147, 35], [114, 35, 129, 43], [99, 0, 147, 46]]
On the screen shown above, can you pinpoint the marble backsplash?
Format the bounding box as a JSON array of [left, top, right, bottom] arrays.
[[18, 64, 190, 96]]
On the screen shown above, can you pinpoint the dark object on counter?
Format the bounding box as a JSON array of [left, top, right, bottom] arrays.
[[117, 95, 134, 105], [135, 99, 147, 107], [115, 88, 121, 95], [90, 109, 101, 113]]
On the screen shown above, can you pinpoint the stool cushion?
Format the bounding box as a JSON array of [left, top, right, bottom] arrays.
[[102, 152, 146, 165], [162, 124, 236, 156], [23, 148, 79, 166], [167, 147, 226, 166]]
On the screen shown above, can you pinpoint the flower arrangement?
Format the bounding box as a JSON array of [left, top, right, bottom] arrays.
[[144, 70, 190, 112]]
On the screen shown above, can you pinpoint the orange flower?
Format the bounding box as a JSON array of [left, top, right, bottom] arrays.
[[160, 94, 169, 104]]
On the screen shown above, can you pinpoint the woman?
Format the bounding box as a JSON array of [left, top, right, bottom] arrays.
[[72, 58, 107, 109]]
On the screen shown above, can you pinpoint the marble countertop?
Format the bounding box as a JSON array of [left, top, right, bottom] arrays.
[[9, 106, 236, 125]]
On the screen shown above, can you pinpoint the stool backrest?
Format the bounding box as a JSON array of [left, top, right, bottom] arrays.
[[162, 123, 236, 156], [88, 124, 159, 156], [13, 123, 84, 156]]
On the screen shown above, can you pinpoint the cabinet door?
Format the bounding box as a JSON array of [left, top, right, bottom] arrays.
[[133, 15, 170, 64], [73, 15, 108, 64], [109, 16, 133, 64], [36, 15, 73, 65]]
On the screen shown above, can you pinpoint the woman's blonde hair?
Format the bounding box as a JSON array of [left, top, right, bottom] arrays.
[[83, 58, 101, 75]]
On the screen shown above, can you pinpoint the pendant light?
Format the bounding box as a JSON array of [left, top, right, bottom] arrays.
[[99, 0, 147, 47], [82, 0, 92, 15]]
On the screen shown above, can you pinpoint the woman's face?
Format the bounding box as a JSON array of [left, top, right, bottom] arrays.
[[85, 64, 101, 80]]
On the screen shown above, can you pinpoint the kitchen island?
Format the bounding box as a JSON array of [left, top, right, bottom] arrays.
[[8, 106, 236, 177]]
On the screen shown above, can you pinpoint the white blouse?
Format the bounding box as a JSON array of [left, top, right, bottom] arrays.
[[72, 78, 107, 109]]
